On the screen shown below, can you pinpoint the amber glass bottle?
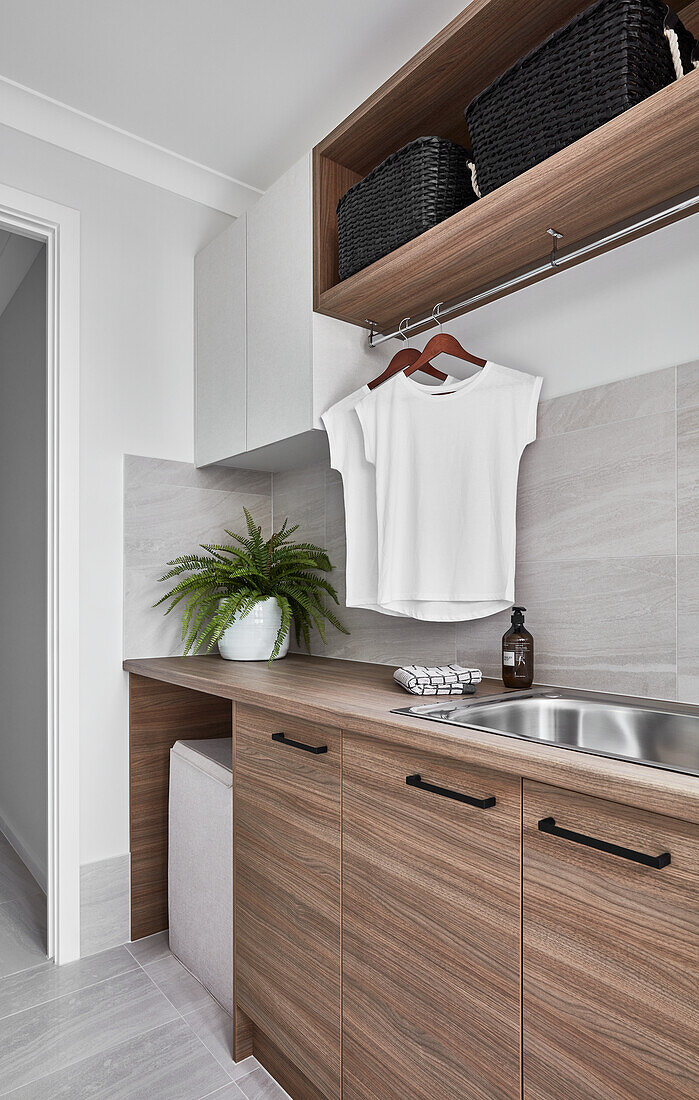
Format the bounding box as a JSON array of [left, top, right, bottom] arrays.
[[502, 606, 534, 688]]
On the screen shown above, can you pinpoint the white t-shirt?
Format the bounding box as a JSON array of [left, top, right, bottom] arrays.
[[355, 362, 543, 621], [321, 378, 455, 615]]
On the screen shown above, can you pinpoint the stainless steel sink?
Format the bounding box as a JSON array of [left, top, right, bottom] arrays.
[[393, 689, 699, 776]]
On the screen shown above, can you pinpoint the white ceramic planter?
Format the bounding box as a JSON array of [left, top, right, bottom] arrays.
[[217, 597, 289, 661]]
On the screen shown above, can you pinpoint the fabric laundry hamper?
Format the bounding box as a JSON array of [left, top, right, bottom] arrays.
[[169, 738, 233, 1015]]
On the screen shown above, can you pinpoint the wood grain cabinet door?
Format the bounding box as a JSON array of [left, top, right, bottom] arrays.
[[523, 781, 699, 1100], [342, 733, 521, 1100], [235, 704, 341, 1100]]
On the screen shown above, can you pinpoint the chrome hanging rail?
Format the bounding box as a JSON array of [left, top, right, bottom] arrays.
[[367, 191, 699, 347]]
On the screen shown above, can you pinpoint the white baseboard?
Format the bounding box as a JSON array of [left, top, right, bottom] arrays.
[[0, 811, 47, 893]]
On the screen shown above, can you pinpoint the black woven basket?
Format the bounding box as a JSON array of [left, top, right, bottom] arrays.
[[465, 0, 697, 196], [336, 137, 477, 281]]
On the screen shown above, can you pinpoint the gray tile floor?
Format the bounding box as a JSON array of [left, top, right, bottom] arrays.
[[0, 930, 291, 1099], [0, 834, 47, 980]]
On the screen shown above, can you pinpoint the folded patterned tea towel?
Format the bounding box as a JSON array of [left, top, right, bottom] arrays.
[[394, 664, 483, 695]]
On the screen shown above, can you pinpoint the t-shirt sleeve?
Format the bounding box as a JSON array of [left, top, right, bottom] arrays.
[[355, 392, 378, 466], [320, 403, 343, 472], [524, 375, 544, 446]]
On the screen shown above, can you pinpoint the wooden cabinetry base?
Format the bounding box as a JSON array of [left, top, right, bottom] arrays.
[[127, 658, 699, 1100], [232, 1005, 327, 1098], [253, 1025, 328, 1100], [128, 673, 232, 940], [233, 1005, 254, 1062], [522, 781, 699, 1099]]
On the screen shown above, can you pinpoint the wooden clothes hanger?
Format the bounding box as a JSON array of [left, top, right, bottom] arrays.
[[368, 309, 486, 392], [404, 331, 486, 378], [368, 318, 448, 391], [403, 305, 486, 382]]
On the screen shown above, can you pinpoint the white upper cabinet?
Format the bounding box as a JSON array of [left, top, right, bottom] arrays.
[[246, 155, 313, 453], [195, 214, 247, 467], [195, 153, 389, 471]]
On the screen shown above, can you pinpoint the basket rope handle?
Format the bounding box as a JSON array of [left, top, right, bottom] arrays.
[[467, 158, 481, 199], [664, 14, 698, 80], [468, 17, 696, 199]]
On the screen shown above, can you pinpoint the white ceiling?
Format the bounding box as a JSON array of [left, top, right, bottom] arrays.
[[0, 231, 43, 321], [0, 0, 466, 191]]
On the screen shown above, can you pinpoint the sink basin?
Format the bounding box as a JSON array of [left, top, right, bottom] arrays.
[[393, 690, 699, 776]]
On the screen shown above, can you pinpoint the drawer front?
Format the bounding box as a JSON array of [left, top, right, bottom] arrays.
[[342, 733, 521, 1100], [523, 781, 699, 1100], [235, 705, 341, 1100]]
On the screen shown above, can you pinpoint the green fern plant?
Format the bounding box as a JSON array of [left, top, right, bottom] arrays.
[[155, 508, 348, 662]]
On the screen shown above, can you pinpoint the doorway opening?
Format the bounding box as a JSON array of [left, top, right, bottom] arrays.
[[0, 184, 81, 969], [0, 230, 49, 975]]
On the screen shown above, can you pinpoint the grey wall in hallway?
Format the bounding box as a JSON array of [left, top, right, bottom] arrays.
[[0, 248, 48, 887], [271, 362, 698, 704]]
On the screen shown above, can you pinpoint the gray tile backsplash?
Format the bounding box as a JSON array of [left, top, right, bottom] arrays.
[[269, 363, 696, 703], [500, 555, 676, 699], [677, 361, 699, 703], [124, 361, 697, 703], [677, 361, 699, 559], [678, 359, 699, 411], [516, 407, 676, 562], [123, 456, 272, 658], [272, 463, 326, 549], [535, 366, 675, 437], [678, 554, 699, 705], [458, 553, 677, 697]]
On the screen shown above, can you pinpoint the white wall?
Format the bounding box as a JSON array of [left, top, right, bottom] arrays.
[[0, 122, 230, 866], [426, 212, 699, 399], [0, 248, 48, 883]]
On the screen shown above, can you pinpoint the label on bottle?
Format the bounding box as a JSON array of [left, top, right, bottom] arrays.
[[503, 651, 515, 666]]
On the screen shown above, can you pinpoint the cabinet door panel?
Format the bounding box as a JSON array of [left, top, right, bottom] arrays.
[[246, 155, 313, 451], [235, 704, 341, 1100], [342, 733, 521, 1100], [195, 214, 246, 466], [523, 781, 699, 1100]]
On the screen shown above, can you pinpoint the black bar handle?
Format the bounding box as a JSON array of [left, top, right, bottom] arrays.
[[406, 773, 496, 809], [271, 732, 328, 755], [537, 817, 671, 869]]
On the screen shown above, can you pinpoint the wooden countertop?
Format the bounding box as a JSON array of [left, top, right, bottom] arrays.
[[124, 654, 699, 823]]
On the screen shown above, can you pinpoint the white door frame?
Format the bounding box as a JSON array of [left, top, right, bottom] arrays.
[[0, 183, 81, 965]]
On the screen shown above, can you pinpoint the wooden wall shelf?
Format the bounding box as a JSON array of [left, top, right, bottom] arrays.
[[313, 0, 699, 332]]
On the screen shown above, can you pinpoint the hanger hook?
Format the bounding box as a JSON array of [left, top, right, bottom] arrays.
[[547, 228, 563, 269], [431, 302, 444, 333], [398, 317, 411, 345]]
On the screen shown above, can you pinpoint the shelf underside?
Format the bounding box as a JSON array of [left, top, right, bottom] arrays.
[[316, 72, 699, 332]]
